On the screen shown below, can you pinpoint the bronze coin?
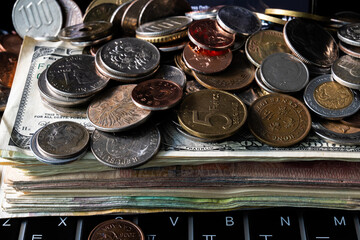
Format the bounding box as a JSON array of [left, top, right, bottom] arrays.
[[0, 52, 17, 88], [174, 52, 193, 76], [0, 33, 22, 55], [88, 219, 144, 240], [182, 42, 232, 74], [341, 111, 360, 128], [248, 93, 312, 147], [131, 79, 183, 110]]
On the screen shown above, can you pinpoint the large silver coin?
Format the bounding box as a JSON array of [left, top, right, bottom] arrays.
[[338, 23, 360, 47], [216, 6, 261, 36], [57, 0, 83, 27], [83, 3, 118, 22], [99, 38, 160, 77], [331, 54, 360, 90], [260, 52, 309, 93], [136, 16, 192, 37], [12, 0, 63, 39], [91, 125, 161, 168], [58, 21, 113, 42], [46, 55, 109, 97], [153, 65, 186, 89]]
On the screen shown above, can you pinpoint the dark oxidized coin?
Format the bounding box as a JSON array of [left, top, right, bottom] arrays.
[[83, 3, 118, 22], [341, 111, 360, 128], [110, 1, 133, 36], [58, 21, 113, 42]]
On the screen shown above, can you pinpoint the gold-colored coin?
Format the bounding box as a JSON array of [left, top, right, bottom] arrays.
[[136, 29, 188, 43], [265, 8, 330, 22], [85, 0, 130, 15], [174, 52, 193, 76], [314, 81, 353, 110], [177, 89, 247, 139], [253, 12, 287, 25], [248, 93, 311, 147]]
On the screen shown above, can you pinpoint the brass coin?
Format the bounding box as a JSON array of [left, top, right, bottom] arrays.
[[178, 89, 247, 139], [265, 8, 330, 22], [248, 93, 311, 147], [254, 12, 287, 25], [136, 29, 188, 43], [83, 3, 118, 22], [174, 52, 192, 76], [314, 81, 353, 110], [88, 219, 144, 240]]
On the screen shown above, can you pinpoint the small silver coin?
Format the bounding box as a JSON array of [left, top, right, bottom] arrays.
[[303, 74, 360, 119], [58, 21, 113, 42], [260, 53, 309, 93], [338, 23, 360, 47], [331, 54, 360, 89], [136, 16, 192, 37], [57, 0, 83, 27], [90, 125, 161, 168], [83, 3, 118, 22], [153, 65, 186, 89], [12, 0, 63, 39], [69, 34, 113, 47], [339, 41, 360, 58], [46, 55, 110, 97], [254, 67, 276, 94], [216, 5, 261, 36]]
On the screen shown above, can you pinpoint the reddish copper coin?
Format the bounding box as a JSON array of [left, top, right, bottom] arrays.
[[188, 18, 235, 50], [131, 79, 183, 110], [182, 42, 232, 74], [0, 52, 17, 88], [0, 33, 22, 55], [88, 219, 145, 240]]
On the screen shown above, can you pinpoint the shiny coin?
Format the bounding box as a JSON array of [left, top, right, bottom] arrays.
[[306, 63, 331, 75], [153, 65, 187, 88], [331, 55, 360, 90], [58, 21, 113, 42], [91, 125, 161, 168], [12, 0, 63, 39], [254, 67, 276, 93], [260, 53, 309, 93], [57, 0, 83, 27], [69, 34, 113, 47], [339, 41, 360, 58], [248, 93, 311, 147], [157, 38, 189, 52], [0, 33, 22, 55], [253, 12, 287, 25], [121, 0, 149, 36], [37, 121, 89, 159], [235, 82, 268, 106], [178, 89, 247, 139], [187, 18, 235, 50], [87, 84, 151, 132], [136, 16, 192, 37], [131, 79, 183, 110], [136, 29, 188, 44], [192, 50, 255, 91], [0, 52, 17, 88], [284, 18, 339, 68], [265, 8, 330, 22], [216, 6, 261, 36], [338, 23, 360, 47], [185, 5, 223, 20], [46, 55, 109, 97], [83, 3, 118, 22], [303, 74, 360, 119], [245, 30, 291, 68], [0, 86, 10, 112]]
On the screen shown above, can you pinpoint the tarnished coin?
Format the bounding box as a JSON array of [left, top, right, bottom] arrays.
[[87, 84, 151, 132], [57, 0, 83, 27], [248, 93, 311, 147], [331, 55, 360, 90], [37, 121, 89, 159], [88, 219, 144, 240], [192, 50, 255, 91], [58, 21, 113, 42], [153, 65, 187, 88], [338, 23, 360, 47], [188, 18, 235, 50], [90, 125, 161, 168], [0, 52, 17, 88], [260, 53, 309, 93], [177, 89, 247, 139], [339, 41, 360, 58], [110, 1, 133, 36], [245, 30, 291, 67], [216, 6, 261, 36], [12, 0, 63, 39], [284, 18, 339, 68], [0, 33, 22, 55], [235, 82, 269, 106], [100, 38, 160, 77], [0, 86, 10, 112], [46, 55, 109, 97], [303, 74, 360, 119], [121, 0, 150, 36], [136, 16, 192, 37], [83, 3, 118, 22]]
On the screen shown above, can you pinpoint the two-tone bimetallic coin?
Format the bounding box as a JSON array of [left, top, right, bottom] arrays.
[[90, 125, 161, 168], [338, 23, 360, 47], [153, 65, 187, 89], [331, 55, 360, 90], [339, 41, 360, 58], [303, 74, 360, 119]]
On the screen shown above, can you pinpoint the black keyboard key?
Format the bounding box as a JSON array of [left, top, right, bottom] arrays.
[[0, 217, 23, 239], [137, 212, 188, 240]]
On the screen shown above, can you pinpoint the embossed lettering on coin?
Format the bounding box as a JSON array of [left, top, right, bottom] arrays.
[[314, 81, 353, 110]]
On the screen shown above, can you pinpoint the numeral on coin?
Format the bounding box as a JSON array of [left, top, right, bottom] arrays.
[[18, 0, 54, 32]]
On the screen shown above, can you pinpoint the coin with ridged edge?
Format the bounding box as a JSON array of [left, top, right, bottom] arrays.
[[338, 23, 360, 47], [136, 16, 192, 37], [331, 55, 360, 90]]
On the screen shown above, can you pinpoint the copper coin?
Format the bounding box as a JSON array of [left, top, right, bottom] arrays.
[[0, 52, 17, 88], [182, 42, 232, 74], [131, 79, 183, 110], [248, 93, 312, 147], [341, 111, 360, 127], [88, 219, 145, 240], [0, 33, 22, 55], [188, 18, 235, 50]]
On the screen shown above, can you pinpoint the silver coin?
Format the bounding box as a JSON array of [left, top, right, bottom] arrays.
[[69, 34, 113, 47], [338, 23, 360, 47], [216, 6, 261, 36], [57, 0, 83, 27], [46, 55, 110, 97], [83, 3, 118, 22], [306, 63, 331, 75], [254, 67, 276, 94], [136, 16, 192, 37], [90, 125, 161, 168], [303, 74, 360, 119], [331, 55, 360, 89], [99, 38, 160, 77], [58, 21, 113, 42], [153, 65, 186, 89], [339, 41, 360, 58], [157, 39, 188, 52], [40, 96, 88, 118], [260, 53, 309, 93], [12, 0, 63, 39]]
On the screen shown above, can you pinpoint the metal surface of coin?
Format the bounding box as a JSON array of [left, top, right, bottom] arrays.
[[136, 29, 188, 44], [248, 93, 311, 147], [235, 82, 268, 106], [306, 64, 331, 76], [341, 111, 360, 128], [69, 34, 113, 47], [0, 86, 10, 112], [0, 52, 17, 88], [264, 8, 330, 22], [58, 21, 113, 42], [331, 55, 360, 89], [41, 96, 88, 118], [57, 0, 83, 27], [304, 74, 360, 119], [254, 12, 287, 25], [131, 79, 183, 110], [153, 65, 187, 88], [254, 67, 276, 93], [110, 0, 133, 36], [260, 53, 309, 93], [338, 23, 360, 47], [188, 18, 235, 51], [0, 33, 23, 55], [85, 0, 126, 15], [245, 30, 291, 67], [91, 125, 161, 168], [339, 41, 360, 58], [157, 38, 188, 52], [284, 18, 339, 68], [174, 52, 192, 76], [121, 0, 149, 36], [185, 79, 206, 95], [182, 43, 232, 75], [178, 89, 247, 139], [37, 121, 89, 158], [87, 84, 151, 132], [192, 50, 255, 91], [216, 6, 261, 36], [185, 5, 223, 20], [12, 0, 63, 39], [83, 3, 118, 22], [46, 55, 109, 97]]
